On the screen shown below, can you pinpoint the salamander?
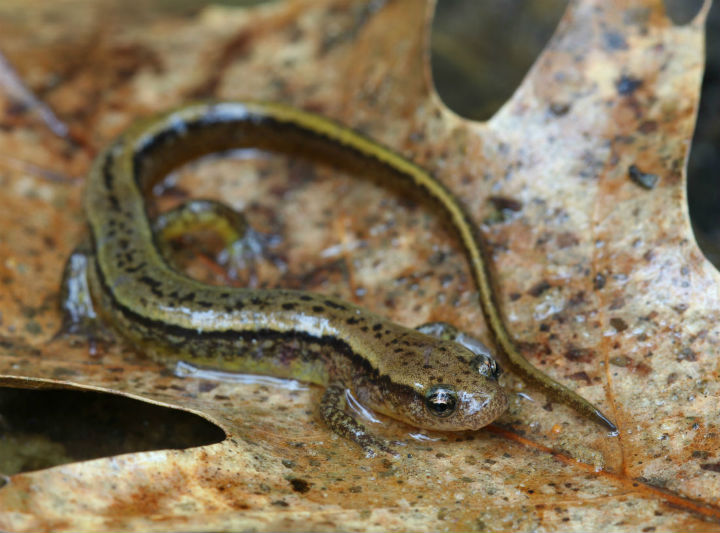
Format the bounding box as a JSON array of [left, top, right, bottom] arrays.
[[62, 101, 616, 455]]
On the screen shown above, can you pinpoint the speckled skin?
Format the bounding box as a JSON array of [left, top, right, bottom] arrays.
[[73, 101, 613, 454], [70, 101, 513, 454]]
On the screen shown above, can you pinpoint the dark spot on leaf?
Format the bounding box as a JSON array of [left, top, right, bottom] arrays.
[[289, 478, 310, 493], [556, 232, 579, 248], [609, 297, 625, 310], [610, 317, 628, 332], [628, 164, 659, 189], [564, 346, 594, 363], [549, 102, 570, 116], [603, 30, 628, 51], [616, 74, 643, 95], [567, 371, 592, 385], [593, 273, 606, 290], [489, 195, 523, 212], [634, 362, 652, 376], [528, 280, 551, 297], [609, 355, 631, 367], [678, 347, 697, 362], [568, 291, 586, 306], [199, 382, 218, 393]]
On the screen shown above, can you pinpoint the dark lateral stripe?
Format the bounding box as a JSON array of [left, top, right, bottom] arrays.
[[128, 107, 483, 288], [102, 150, 121, 212], [92, 252, 420, 397]]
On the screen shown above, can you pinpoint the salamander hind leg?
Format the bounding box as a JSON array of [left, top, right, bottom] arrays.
[[152, 199, 277, 282], [320, 384, 397, 458]]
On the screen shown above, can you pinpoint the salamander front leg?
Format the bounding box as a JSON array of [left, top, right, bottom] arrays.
[[320, 384, 397, 458]]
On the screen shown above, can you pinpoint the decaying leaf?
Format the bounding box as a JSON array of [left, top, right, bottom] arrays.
[[0, 0, 718, 531]]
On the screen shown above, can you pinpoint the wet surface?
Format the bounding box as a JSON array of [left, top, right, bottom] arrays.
[[0, 0, 718, 531]]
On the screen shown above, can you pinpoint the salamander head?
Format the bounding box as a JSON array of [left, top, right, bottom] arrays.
[[367, 332, 508, 431]]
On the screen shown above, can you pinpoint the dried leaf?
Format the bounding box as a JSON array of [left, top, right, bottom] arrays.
[[0, 0, 718, 531]]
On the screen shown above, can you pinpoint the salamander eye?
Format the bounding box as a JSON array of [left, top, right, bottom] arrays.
[[425, 385, 457, 418], [472, 354, 501, 380]]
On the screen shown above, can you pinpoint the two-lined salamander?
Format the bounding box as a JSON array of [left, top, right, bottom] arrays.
[[63, 101, 616, 455]]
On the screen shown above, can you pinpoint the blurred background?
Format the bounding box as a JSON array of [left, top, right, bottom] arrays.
[[1, 0, 717, 475], [167, 0, 719, 266], [430, 0, 719, 266]]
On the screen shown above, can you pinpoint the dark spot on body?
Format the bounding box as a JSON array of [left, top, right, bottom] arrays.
[[312, 306, 325, 313], [137, 275, 164, 297], [324, 300, 347, 310], [125, 262, 146, 273], [282, 303, 297, 310], [373, 324, 382, 331], [179, 292, 196, 304], [346, 317, 360, 325]]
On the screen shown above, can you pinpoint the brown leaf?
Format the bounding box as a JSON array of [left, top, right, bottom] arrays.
[[0, 0, 718, 531]]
